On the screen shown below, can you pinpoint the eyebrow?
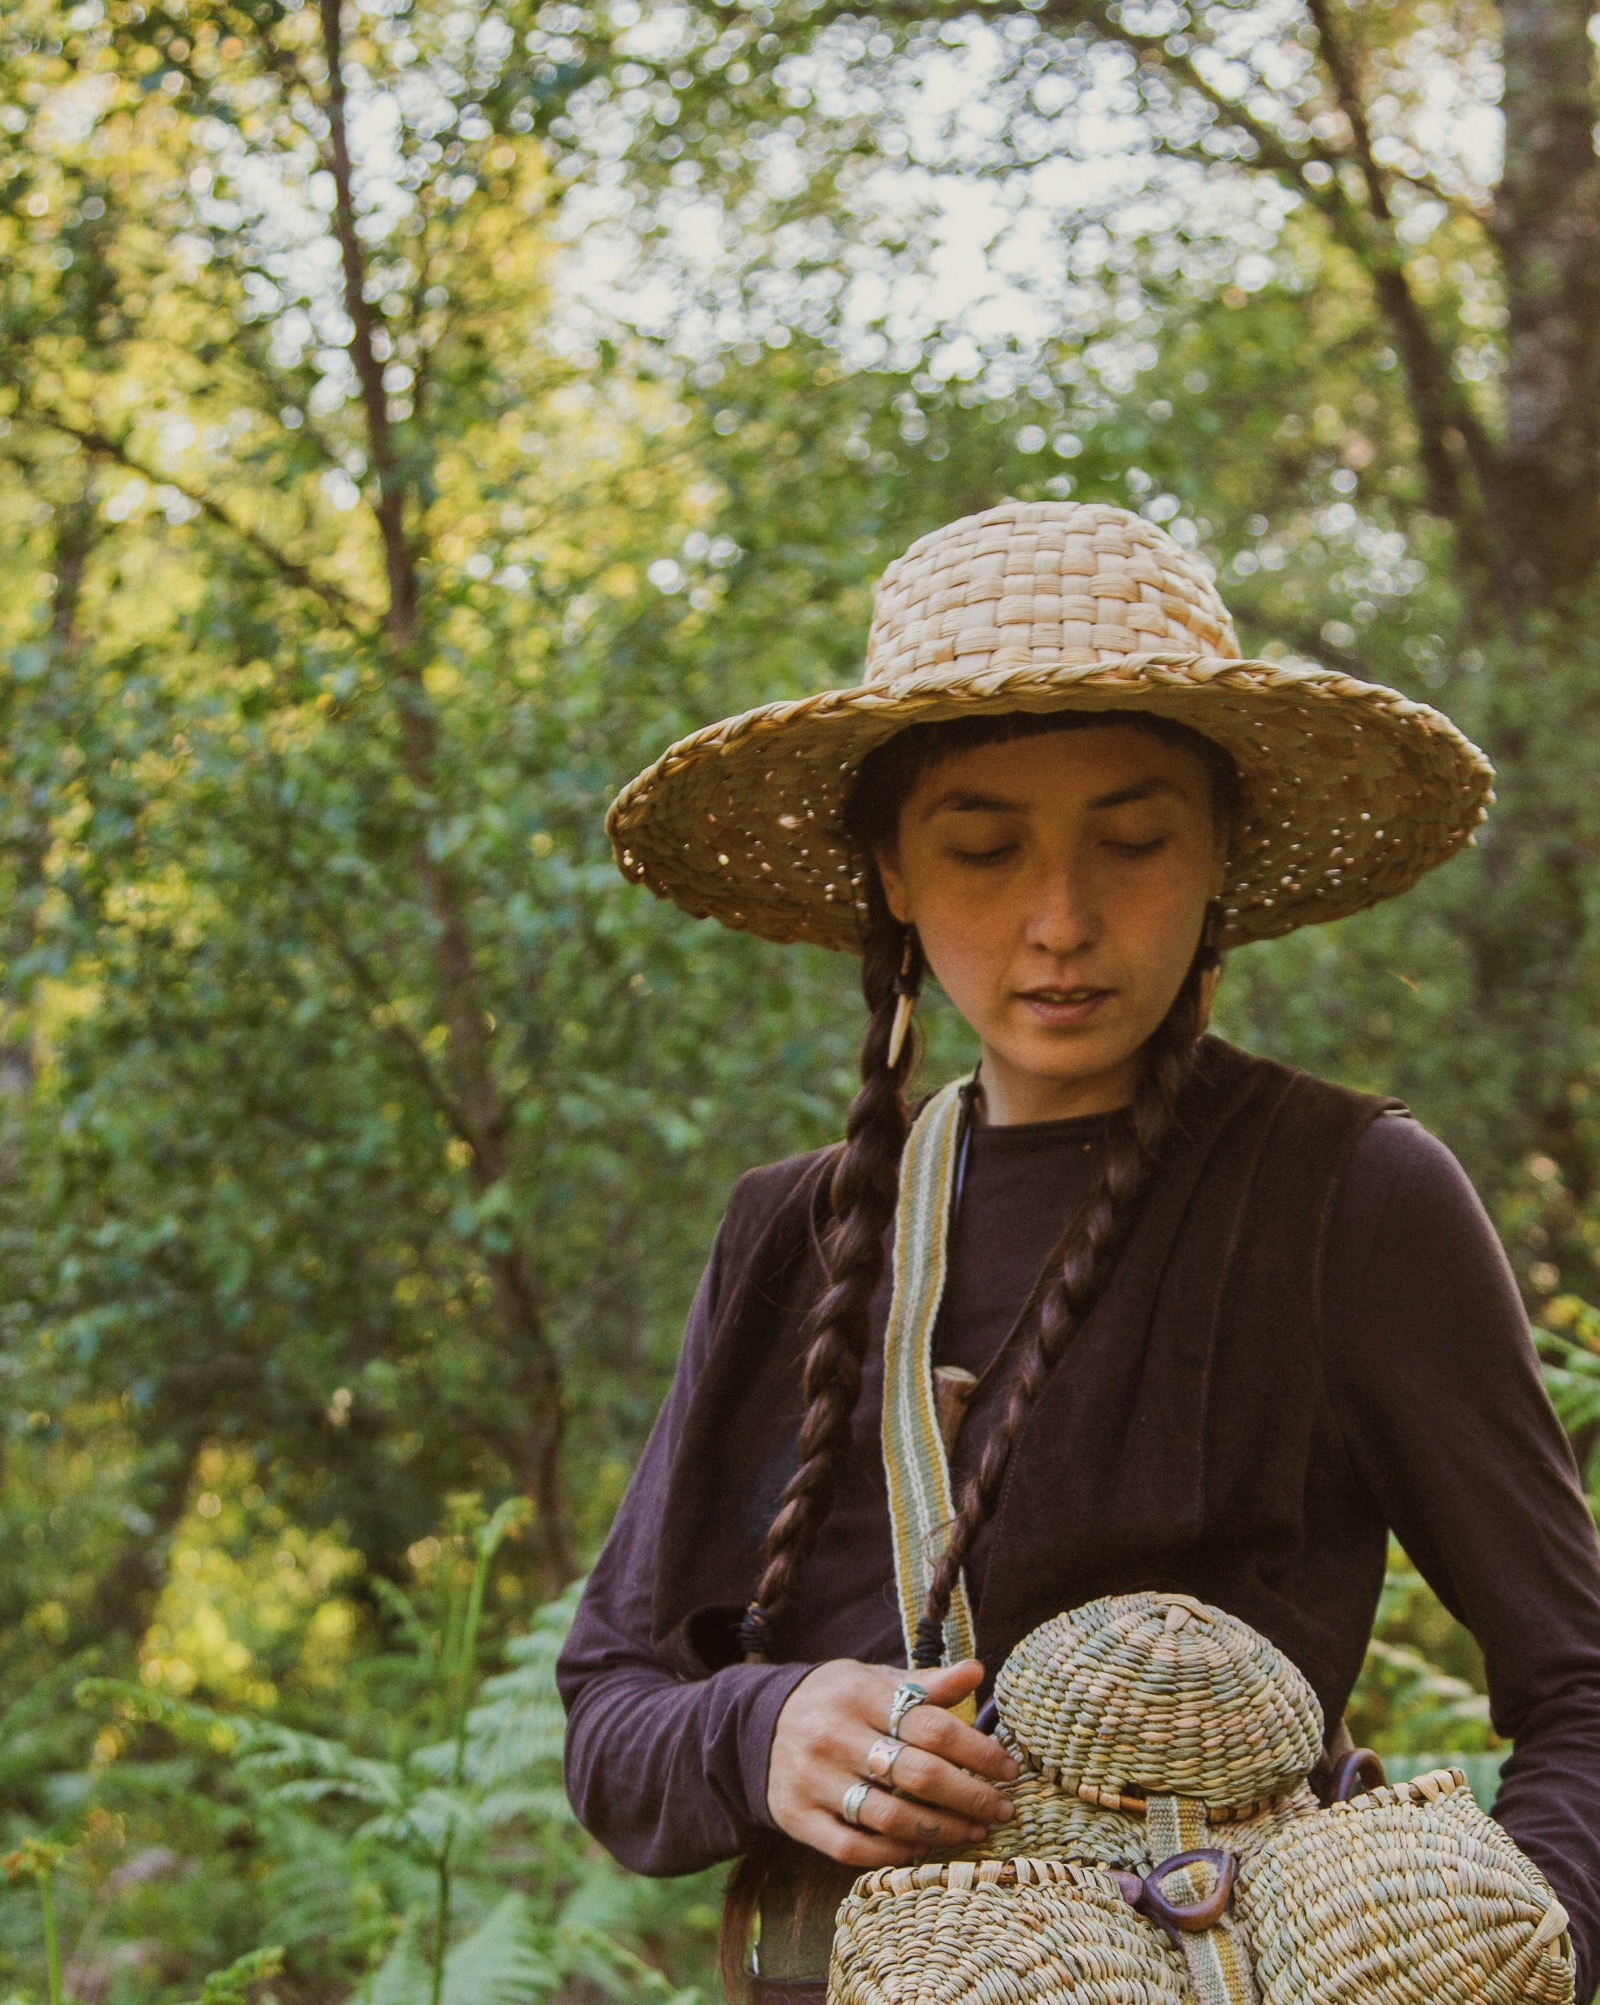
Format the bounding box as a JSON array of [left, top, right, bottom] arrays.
[[1086, 778, 1182, 810], [920, 777, 1182, 817]]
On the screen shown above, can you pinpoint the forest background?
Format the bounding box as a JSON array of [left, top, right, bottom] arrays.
[[3, 0, 1600, 1997]]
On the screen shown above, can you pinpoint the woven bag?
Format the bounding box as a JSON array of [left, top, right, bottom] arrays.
[[827, 1858, 1192, 2005], [993, 1593, 1323, 1814], [966, 1774, 1323, 1877], [827, 1592, 1576, 2005], [1237, 1767, 1574, 2005]]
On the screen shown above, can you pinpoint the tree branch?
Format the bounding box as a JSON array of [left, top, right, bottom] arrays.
[[313, 0, 574, 1580], [1296, 0, 1498, 553], [273, 841, 482, 1146], [853, 0, 1504, 579], [20, 412, 378, 637]]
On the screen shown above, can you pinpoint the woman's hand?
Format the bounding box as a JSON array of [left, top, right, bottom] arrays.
[[766, 1658, 1020, 1867]]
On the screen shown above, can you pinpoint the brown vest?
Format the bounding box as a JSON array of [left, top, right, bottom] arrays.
[[652, 1037, 1401, 1715]]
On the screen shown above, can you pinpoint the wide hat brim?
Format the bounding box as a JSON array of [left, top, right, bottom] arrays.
[[606, 650, 1494, 953]]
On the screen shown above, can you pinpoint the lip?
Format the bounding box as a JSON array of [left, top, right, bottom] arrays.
[[1016, 986, 1114, 1029]]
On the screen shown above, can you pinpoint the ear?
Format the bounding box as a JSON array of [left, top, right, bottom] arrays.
[[875, 847, 914, 925]]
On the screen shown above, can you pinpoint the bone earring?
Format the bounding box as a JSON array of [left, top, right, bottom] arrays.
[[1196, 899, 1225, 1032], [887, 930, 921, 1070], [1197, 898, 1224, 972]]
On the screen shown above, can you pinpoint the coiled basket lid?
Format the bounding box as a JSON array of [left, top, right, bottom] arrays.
[[828, 1858, 1190, 2005], [607, 500, 1493, 952], [994, 1592, 1324, 1811]]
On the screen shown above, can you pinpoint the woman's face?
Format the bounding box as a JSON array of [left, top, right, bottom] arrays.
[[876, 724, 1227, 1125]]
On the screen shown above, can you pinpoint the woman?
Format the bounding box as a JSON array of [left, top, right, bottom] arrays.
[[559, 502, 1600, 2002]]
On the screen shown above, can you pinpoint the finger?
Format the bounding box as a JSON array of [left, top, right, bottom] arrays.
[[788, 1809, 924, 1871], [899, 1702, 1020, 1784], [874, 1742, 1014, 1824], [857, 1784, 989, 1852], [917, 1660, 986, 1708], [886, 1662, 1020, 1783]]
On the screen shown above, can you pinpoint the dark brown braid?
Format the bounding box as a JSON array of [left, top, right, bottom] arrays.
[[721, 896, 923, 2002], [737, 889, 924, 1663], [911, 949, 1208, 1668]]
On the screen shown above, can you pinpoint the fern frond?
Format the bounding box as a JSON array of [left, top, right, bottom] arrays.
[[357, 1914, 431, 2005], [556, 1920, 700, 2005], [476, 1785, 576, 1830], [461, 1581, 583, 1791], [441, 1894, 554, 2005], [356, 1785, 482, 1860]]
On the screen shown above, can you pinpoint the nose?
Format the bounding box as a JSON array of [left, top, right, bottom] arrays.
[[1023, 861, 1099, 960]]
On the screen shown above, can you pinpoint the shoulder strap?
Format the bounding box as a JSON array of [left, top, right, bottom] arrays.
[[881, 1078, 977, 1668]]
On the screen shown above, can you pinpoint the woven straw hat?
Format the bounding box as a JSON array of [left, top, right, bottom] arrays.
[[607, 500, 1493, 951]]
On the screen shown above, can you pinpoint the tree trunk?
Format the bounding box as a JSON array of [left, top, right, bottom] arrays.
[[0, 477, 95, 1105], [1489, 0, 1600, 602], [78, 1445, 199, 1658], [316, 0, 576, 1584]]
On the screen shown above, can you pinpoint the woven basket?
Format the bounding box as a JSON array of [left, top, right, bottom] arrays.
[[827, 1858, 1190, 2005], [1238, 1768, 1575, 2005], [828, 1599, 1573, 2005], [965, 1775, 1323, 1875], [962, 1772, 1153, 1870], [994, 1593, 1324, 1814]]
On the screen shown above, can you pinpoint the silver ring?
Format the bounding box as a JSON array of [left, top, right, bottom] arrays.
[[887, 1680, 928, 1739], [840, 1780, 873, 1828], [865, 1736, 904, 1785]]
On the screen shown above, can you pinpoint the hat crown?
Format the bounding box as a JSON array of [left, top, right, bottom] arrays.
[[866, 499, 1239, 686]]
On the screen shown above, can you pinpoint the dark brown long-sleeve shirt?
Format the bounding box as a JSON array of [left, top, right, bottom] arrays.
[[559, 1107, 1600, 2000]]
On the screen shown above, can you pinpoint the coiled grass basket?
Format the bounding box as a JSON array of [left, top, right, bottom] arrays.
[[826, 1592, 1574, 2005]]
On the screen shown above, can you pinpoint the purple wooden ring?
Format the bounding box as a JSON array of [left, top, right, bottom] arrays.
[[1137, 1849, 1238, 1935], [1330, 1747, 1388, 1803]]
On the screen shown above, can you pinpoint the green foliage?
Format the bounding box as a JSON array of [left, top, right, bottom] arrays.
[[186, 1949, 285, 2005], [0, 0, 1595, 1993], [28, 1515, 721, 2005]]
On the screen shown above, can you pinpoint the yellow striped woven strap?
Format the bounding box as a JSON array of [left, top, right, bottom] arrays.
[[1145, 1796, 1259, 2005], [880, 1078, 977, 1669]]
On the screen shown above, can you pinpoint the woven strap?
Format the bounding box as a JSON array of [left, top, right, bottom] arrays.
[[880, 1078, 977, 1668], [1145, 1795, 1259, 2005]]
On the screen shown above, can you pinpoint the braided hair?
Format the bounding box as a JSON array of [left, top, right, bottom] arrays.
[[719, 889, 927, 1998], [737, 879, 925, 1663]]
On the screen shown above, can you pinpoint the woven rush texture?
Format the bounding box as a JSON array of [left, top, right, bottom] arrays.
[[826, 1858, 1190, 2005], [865, 506, 1238, 671], [960, 1775, 1321, 1874], [961, 1773, 1152, 1870], [606, 500, 1494, 953], [1237, 1769, 1575, 2005], [993, 1594, 1323, 1813]]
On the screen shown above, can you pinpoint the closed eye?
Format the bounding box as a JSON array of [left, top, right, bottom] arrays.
[[1104, 835, 1169, 858], [948, 843, 1020, 865]]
